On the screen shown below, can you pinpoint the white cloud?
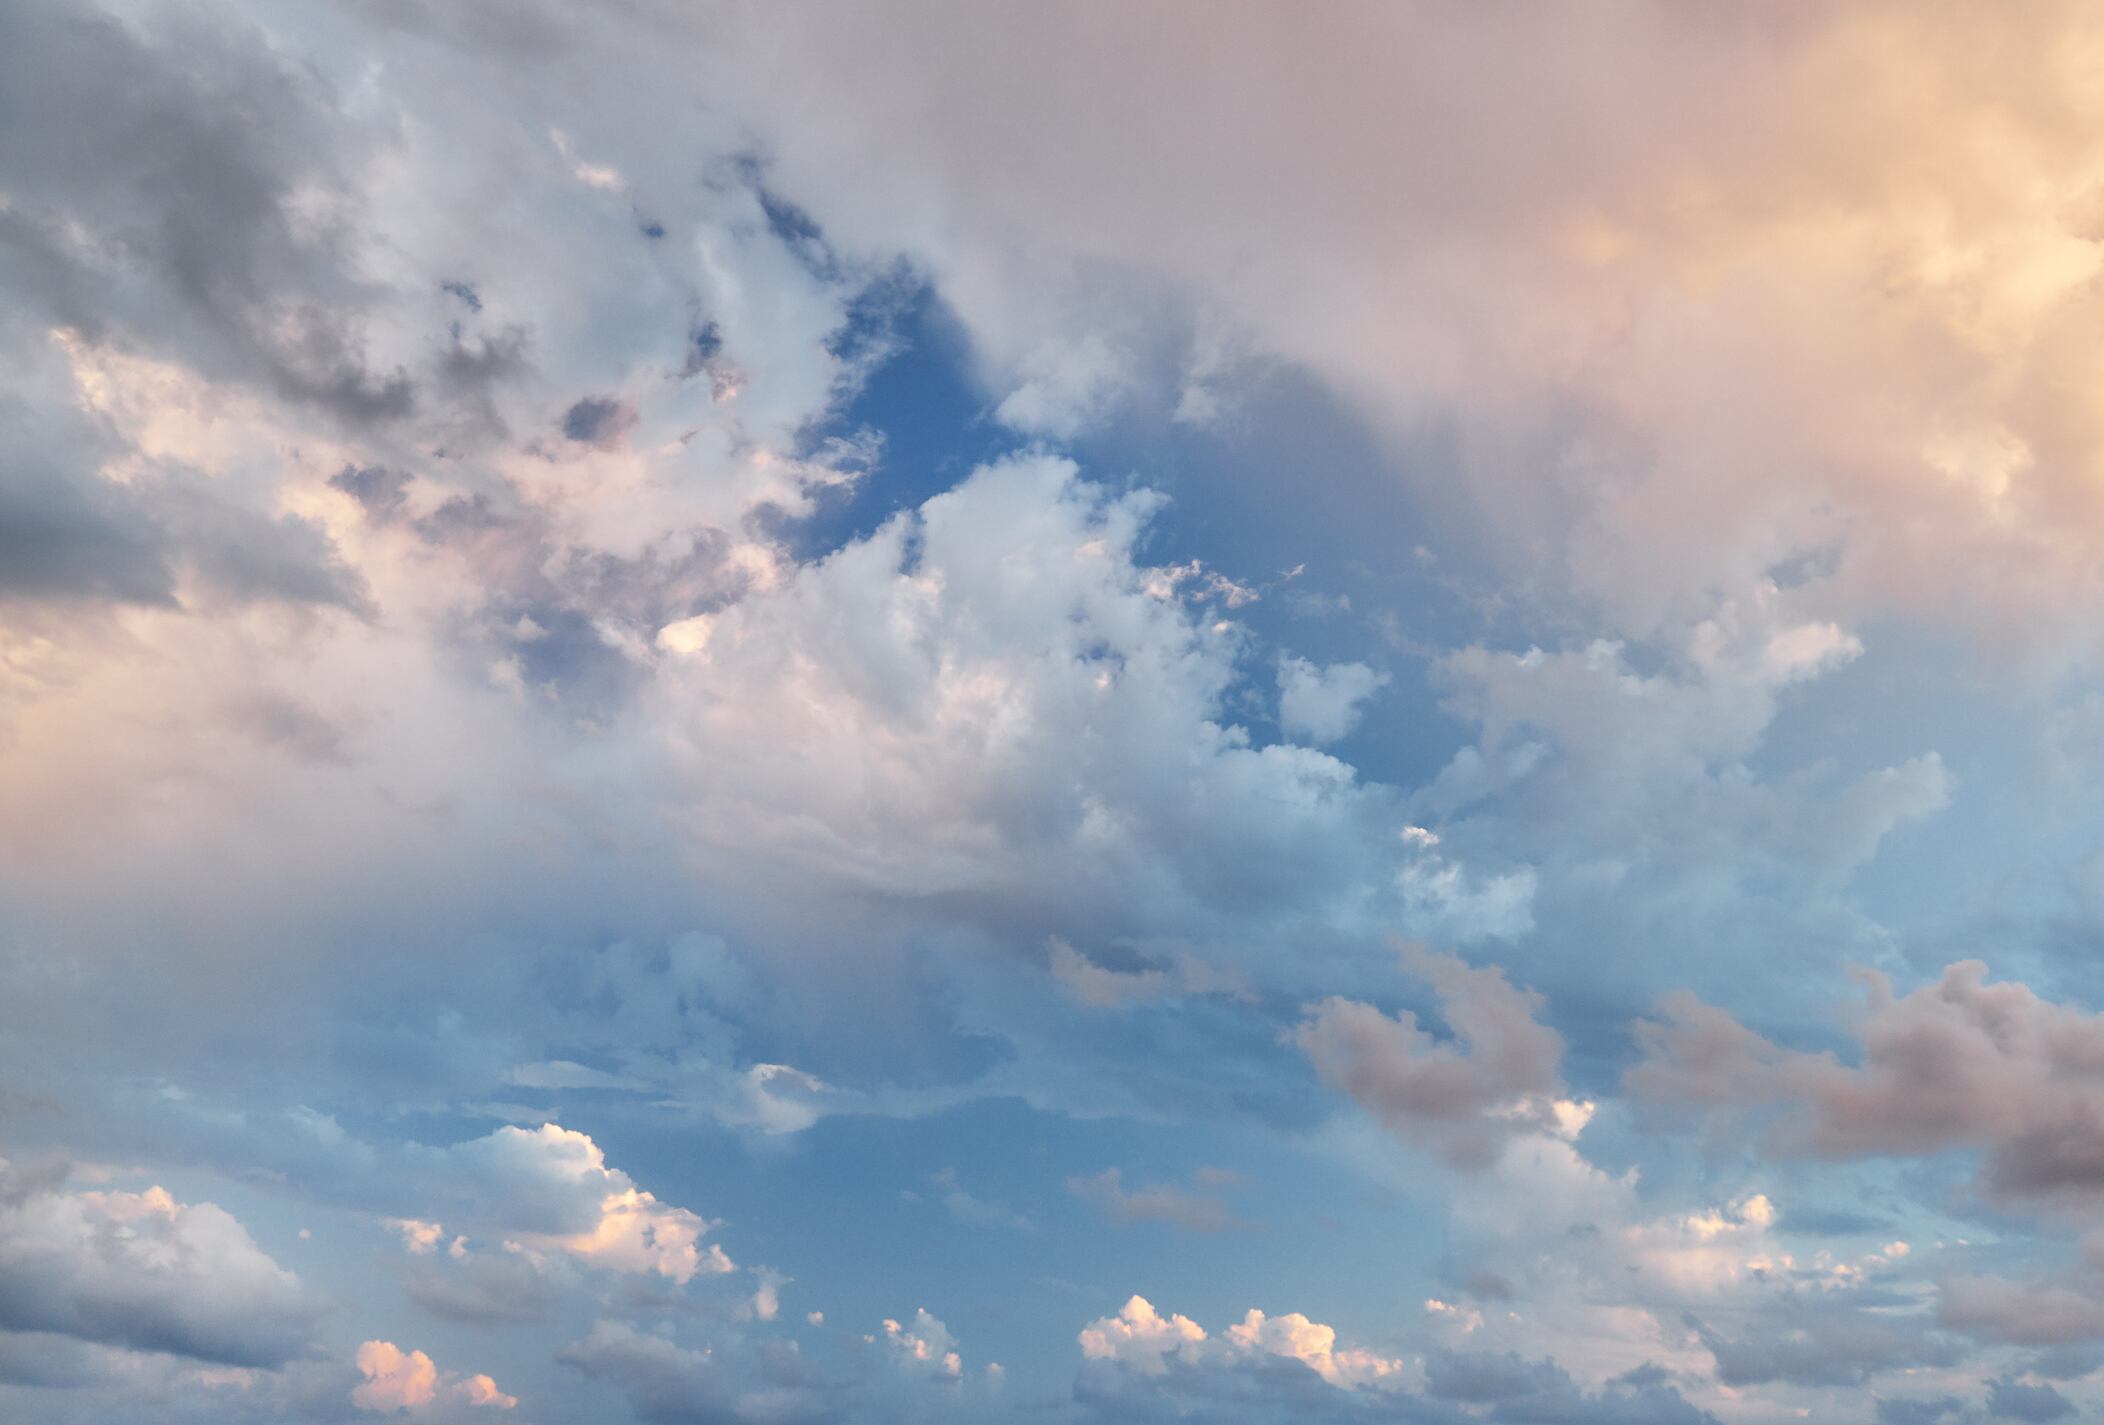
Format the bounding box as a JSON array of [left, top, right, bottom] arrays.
[[0, 1164, 315, 1368], [449, 1125, 734, 1284], [353, 1340, 515, 1416], [1277, 656, 1387, 745], [1077, 1296, 1207, 1374], [881, 1308, 963, 1380]]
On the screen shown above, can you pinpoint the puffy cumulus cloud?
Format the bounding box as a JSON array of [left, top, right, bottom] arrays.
[[706, 1, 2104, 663], [1073, 1294, 1715, 1424], [1414, 595, 1947, 1017], [440, 1124, 733, 1284], [1383, 1096, 1949, 1406], [992, 333, 1132, 440], [1295, 946, 1587, 1168], [1628, 961, 2104, 1214], [1077, 1295, 1209, 1375], [352, 1340, 515, 1416], [881, 1308, 962, 1380], [1076, 1294, 1401, 1396], [1277, 657, 1387, 747], [385, 1218, 448, 1255], [1223, 1309, 1403, 1390], [646, 452, 1427, 930], [0, 1161, 316, 1368]]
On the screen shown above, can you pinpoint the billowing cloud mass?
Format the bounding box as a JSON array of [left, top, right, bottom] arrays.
[[0, 1161, 316, 1369], [11, 1, 2104, 1422]]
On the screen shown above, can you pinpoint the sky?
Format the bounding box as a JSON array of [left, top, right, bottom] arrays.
[[9, 2, 2104, 1422]]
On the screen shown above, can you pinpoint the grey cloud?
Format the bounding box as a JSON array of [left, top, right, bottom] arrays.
[[4, 394, 367, 615], [404, 1252, 552, 1325], [1987, 1375, 2075, 1422], [1877, 1398, 1969, 1425], [327, 464, 411, 520], [1065, 1166, 1240, 1234], [561, 1319, 826, 1425], [222, 692, 356, 764], [1427, 1351, 1717, 1425], [1424, 1349, 1567, 1403], [0, 456, 177, 607], [561, 395, 636, 447], [2026, 1342, 2104, 1380], [1939, 1275, 2104, 1348], [151, 475, 371, 613], [1691, 1308, 1963, 1388], [562, 1314, 987, 1425], [1295, 946, 1569, 1168], [0, 0, 412, 428], [1074, 1343, 1714, 1425], [1629, 961, 2104, 1213], [1071, 1351, 1442, 1425]]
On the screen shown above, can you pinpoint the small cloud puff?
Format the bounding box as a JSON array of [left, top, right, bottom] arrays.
[[1276, 655, 1387, 746], [353, 1339, 516, 1415]]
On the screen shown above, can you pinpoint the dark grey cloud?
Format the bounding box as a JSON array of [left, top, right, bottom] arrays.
[[0, 454, 176, 607], [3, 400, 368, 614], [1425, 1349, 1566, 1403], [1424, 1352, 1717, 1425], [560, 1318, 838, 1425], [1876, 1397, 1969, 1425], [404, 1252, 552, 1325], [1691, 1307, 1963, 1388], [328, 464, 411, 520], [2026, 1342, 2104, 1380], [1988, 1375, 2075, 1422], [0, 0, 412, 427], [561, 396, 636, 447]]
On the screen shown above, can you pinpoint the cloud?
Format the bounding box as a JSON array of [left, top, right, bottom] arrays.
[[1277, 656, 1387, 746], [927, 1167, 1033, 1232], [560, 1318, 831, 1425], [353, 1340, 515, 1416], [880, 1308, 963, 1380], [992, 334, 1131, 439], [443, 1124, 734, 1284], [0, 1162, 316, 1368], [1628, 960, 2104, 1212], [1939, 1274, 2104, 1348], [1077, 1296, 1209, 1375], [1065, 1167, 1242, 1233], [1295, 946, 1586, 1168], [1074, 1294, 1714, 1424], [1076, 1293, 1401, 1390], [1988, 1374, 2076, 1422], [1690, 1306, 1962, 1388]]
